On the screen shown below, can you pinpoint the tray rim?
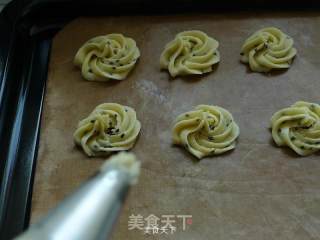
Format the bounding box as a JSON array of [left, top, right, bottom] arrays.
[[0, 1, 56, 239]]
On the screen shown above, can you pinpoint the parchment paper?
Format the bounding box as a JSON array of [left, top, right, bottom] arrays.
[[31, 13, 320, 239]]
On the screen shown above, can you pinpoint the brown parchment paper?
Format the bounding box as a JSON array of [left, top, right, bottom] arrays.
[[31, 13, 320, 239]]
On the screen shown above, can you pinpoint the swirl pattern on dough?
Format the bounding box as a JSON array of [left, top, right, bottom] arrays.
[[172, 105, 240, 159], [160, 30, 220, 77], [240, 27, 297, 72], [74, 103, 141, 157], [74, 34, 140, 81], [271, 101, 320, 156]]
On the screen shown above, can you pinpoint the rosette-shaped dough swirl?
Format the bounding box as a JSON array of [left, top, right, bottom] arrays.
[[271, 101, 320, 156], [74, 103, 141, 157], [240, 27, 297, 72], [172, 105, 240, 159], [74, 34, 140, 81], [160, 30, 220, 77]]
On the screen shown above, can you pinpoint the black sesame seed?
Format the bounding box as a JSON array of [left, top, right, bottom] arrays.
[[278, 129, 281, 133], [106, 127, 116, 135], [209, 125, 215, 130], [240, 52, 244, 56], [125, 109, 128, 112], [112, 67, 116, 70], [116, 129, 120, 133], [185, 114, 190, 117], [208, 136, 214, 141], [213, 52, 217, 55], [90, 120, 95, 123], [120, 64, 123, 66], [301, 146, 305, 150], [291, 137, 296, 141], [121, 133, 125, 138]]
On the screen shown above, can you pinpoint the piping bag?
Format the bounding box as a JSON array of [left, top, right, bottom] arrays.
[[15, 152, 140, 240]]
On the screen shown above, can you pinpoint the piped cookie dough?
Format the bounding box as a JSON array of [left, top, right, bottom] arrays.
[[74, 103, 141, 157], [240, 27, 297, 72], [160, 30, 220, 77], [271, 101, 320, 156], [172, 105, 240, 159], [74, 34, 140, 81]]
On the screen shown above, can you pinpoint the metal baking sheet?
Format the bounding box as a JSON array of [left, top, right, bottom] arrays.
[[31, 13, 320, 239]]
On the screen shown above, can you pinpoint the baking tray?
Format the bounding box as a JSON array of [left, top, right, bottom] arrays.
[[1, 1, 320, 239]]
